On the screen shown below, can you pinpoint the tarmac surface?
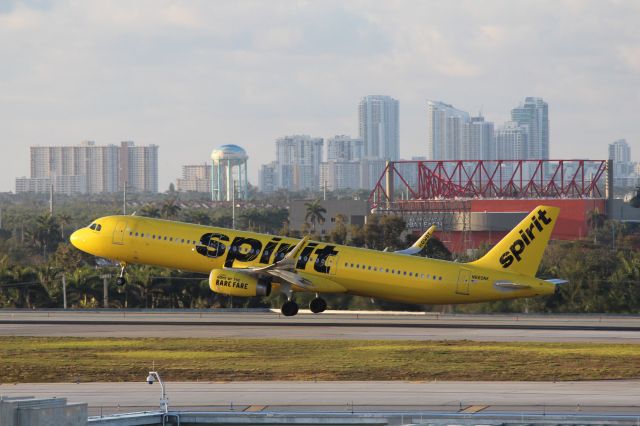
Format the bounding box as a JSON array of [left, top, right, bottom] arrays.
[[2, 381, 640, 417], [1, 310, 640, 342]]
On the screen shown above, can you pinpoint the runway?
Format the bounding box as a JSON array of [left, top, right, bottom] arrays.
[[2, 381, 640, 417], [1, 310, 640, 342]]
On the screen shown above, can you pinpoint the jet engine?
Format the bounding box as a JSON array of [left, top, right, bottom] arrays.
[[209, 269, 272, 297]]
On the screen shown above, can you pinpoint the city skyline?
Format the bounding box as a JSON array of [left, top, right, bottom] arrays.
[[1, 1, 639, 192]]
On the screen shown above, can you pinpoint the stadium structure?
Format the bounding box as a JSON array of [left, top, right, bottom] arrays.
[[368, 159, 618, 253]]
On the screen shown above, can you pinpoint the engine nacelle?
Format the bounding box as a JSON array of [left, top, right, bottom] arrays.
[[209, 269, 272, 297]]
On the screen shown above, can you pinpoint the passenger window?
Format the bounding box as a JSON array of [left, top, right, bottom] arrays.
[[386, 268, 389, 273], [141, 233, 144, 237], [181, 239, 184, 243]]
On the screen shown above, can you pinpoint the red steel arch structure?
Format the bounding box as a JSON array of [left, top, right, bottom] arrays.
[[369, 159, 608, 208]]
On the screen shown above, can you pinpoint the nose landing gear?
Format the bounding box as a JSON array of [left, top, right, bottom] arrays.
[[116, 263, 127, 286]]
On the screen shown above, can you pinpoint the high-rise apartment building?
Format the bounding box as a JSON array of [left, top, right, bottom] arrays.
[[259, 162, 278, 194], [327, 135, 363, 162], [426, 100, 470, 160], [322, 135, 363, 191], [495, 121, 529, 178], [495, 122, 529, 160], [275, 135, 324, 192], [176, 164, 211, 193], [320, 161, 361, 191], [16, 141, 158, 194], [511, 97, 549, 160], [359, 95, 399, 161], [120, 141, 159, 193], [608, 139, 636, 186], [464, 116, 495, 160]]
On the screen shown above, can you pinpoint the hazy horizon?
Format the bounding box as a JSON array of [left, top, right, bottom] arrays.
[[1, 0, 639, 192]]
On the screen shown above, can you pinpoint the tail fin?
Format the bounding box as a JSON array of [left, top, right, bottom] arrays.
[[469, 205, 559, 277]]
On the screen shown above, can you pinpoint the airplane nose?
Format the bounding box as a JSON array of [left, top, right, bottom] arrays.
[[70, 230, 83, 249]]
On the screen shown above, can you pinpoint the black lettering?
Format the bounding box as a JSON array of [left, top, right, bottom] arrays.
[[260, 237, 281, 264], [224, 237, 263, 267], [526, 224, 535, 240], [509, 239, 526, 261], [538, 209, 552, 225], [196, 233, 229, 258], [532, 216, 543, 231], [313, 245, 339, 274], [500, 252, 514, 268], [518, 230, 530, 245], [296, 243, 318, 269]]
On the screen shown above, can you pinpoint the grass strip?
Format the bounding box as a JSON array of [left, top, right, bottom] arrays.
[[1, 337, 639, 383]]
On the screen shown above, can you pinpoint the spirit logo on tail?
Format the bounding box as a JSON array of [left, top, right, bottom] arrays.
[[500, 209, 552, 268]]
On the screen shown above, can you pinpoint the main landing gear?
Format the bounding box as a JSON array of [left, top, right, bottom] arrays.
[[309, 297, 327, 314], [281, 300, 299, 317], [116, 263, 127, 286], [280, 296, 328, 316]]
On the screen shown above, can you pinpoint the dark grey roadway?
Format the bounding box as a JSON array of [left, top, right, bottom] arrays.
[[1, 310, 640, 342]]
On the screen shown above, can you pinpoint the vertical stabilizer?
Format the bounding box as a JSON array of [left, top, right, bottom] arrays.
[[469, 205, 559, 277]]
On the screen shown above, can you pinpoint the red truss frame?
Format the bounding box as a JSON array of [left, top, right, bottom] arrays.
[[369, 160, 607, 208]]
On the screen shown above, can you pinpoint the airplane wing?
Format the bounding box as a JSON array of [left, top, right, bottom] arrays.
[[223, 236, 345, 293], [394, 225, 437, 255]]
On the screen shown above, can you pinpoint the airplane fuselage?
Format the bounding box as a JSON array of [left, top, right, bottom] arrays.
[[70, 215, 555, 305]]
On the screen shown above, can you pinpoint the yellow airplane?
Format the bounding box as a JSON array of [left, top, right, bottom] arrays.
[[70, 205, 565, 316]]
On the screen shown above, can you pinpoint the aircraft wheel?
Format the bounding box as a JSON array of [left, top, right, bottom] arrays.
[[281, 300, 299, 317], [116, 276, 126, 286], [309, 297, 327, 314]]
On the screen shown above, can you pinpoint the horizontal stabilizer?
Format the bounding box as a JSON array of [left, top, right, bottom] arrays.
[[545, 278, 569, 285], [494, 281, 531, 290]]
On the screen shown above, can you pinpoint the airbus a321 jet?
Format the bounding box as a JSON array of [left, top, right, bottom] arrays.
[[70, 205, 566, 316]]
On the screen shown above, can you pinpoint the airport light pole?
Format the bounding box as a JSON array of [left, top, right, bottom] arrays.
[[146, 371, 169, 413], [100, 274, 110, 308]]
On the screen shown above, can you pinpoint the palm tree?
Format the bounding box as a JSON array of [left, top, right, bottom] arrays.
[[57, 213, 72, 239], [140, 203, 161, 218], [304, 200, 326, 234], [160, 198, 181, 220], [27, 213, 61, 256], [587, 208, 606, 231]]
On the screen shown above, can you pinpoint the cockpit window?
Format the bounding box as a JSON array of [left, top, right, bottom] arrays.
[[89, 223, 102, 231]]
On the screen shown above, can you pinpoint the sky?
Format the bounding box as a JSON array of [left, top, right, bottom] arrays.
[[0, 0, 639, 192]]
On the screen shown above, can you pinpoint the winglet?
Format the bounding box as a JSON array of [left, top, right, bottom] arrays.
[[395, 225, 437, 255], [284, 236, 309, 262]]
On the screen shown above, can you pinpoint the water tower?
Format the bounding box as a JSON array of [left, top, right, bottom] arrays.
[[211, 144, 248, 201]]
